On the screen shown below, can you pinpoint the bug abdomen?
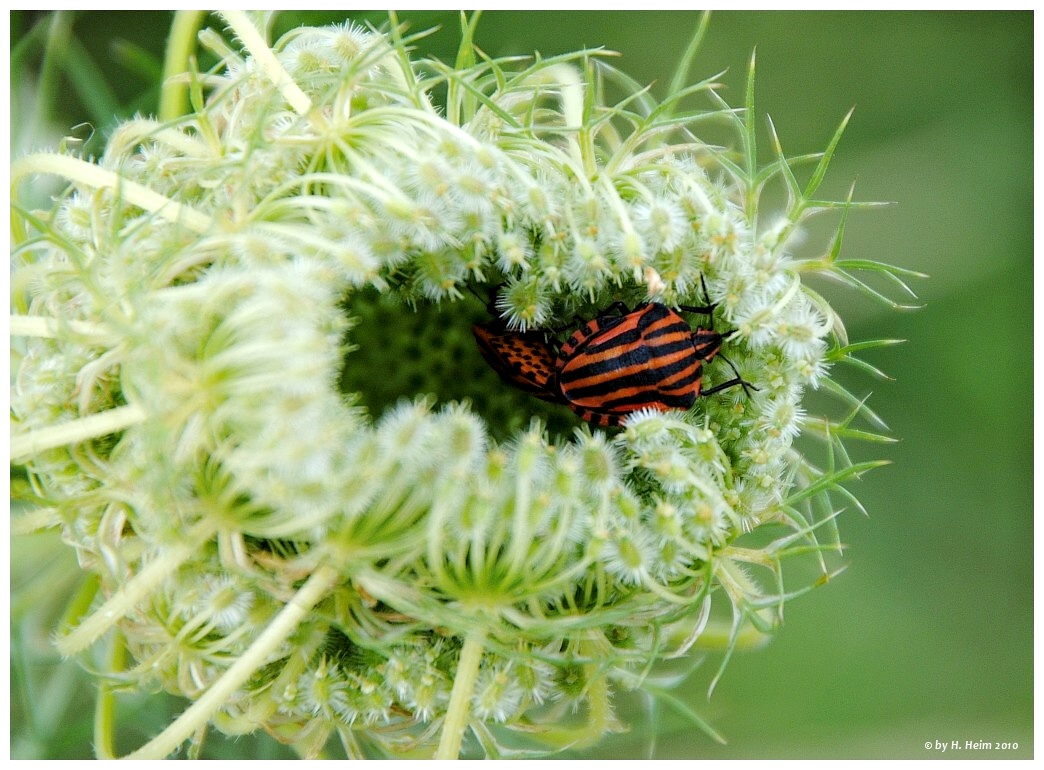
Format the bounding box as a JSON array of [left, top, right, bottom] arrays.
[[556, 303, 721, 415]]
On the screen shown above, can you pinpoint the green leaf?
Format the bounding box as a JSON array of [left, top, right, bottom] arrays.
[[666, 11, 712, 110], [786, 459, 890, 508], [830, 338, 906, 355], [742, 48, 758, 222], [447, 11, 482, 124], [644, 683, 728, 746], [62, 36, 123, 128], [110, 39, 163, 82], [818, 377, 890, 431], [827, 338, 904, 380], [804, 107, 854, 201], [764, 113, 802, 211], [804, 417, 898, 444], [832, 260, 926, 309]]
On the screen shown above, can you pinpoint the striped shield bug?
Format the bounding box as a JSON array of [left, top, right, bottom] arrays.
[[554, 302, 751, 427], [473, 290, 753, 427]]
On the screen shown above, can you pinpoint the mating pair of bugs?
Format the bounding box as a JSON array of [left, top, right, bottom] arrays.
[[472, 295, 754, 428]]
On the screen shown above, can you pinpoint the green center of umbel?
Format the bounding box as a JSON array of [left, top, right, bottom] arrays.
[[339, 288, 579, 441]]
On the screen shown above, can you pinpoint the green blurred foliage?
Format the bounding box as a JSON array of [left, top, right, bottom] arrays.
[[10, 10, 1031, 759]]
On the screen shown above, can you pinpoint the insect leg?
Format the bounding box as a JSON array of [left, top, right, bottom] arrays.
[[677, 302, 716, 315], [678, 275, 717, 316], [700, 353, 758, 398]]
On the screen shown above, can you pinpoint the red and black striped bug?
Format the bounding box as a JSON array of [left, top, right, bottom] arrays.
[[554, 302, 750, 427], [473, 296, 753, 427]]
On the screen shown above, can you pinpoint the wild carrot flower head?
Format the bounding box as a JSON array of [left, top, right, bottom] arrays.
[[11, 11, 911, 759]]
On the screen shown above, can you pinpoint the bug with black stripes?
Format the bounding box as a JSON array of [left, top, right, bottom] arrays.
[[473, 298, 754, 427], [553, 301, 752, 427]]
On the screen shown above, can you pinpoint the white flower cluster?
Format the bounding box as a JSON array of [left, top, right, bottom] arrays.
[[11, 15, 864, 759]]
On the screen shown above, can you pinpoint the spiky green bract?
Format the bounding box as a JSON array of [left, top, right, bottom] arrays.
[[10, 12, 902, 759]]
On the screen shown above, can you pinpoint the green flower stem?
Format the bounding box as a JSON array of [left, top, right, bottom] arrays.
[[219, 11, 314, 118], [93, 629, 127, 760], [10, 153, 212, 233], [158, 10, 207, 122], [124, 563, 341, 760], [576, 636, 621, 747], [535, 637, 621, 750], [11, 403, 147, 465], [579, 664, 615, 748], [435, 630, 487, 760]]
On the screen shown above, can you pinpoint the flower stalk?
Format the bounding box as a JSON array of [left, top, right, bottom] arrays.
[[55, 517, 215, 656], [158, 10, 207, 122], [434, 630, 487, 760], [10, 314, 111, 341], [11, 403, 147, 464], [220, 10, 315, 118], [11, 153, 212, 232]]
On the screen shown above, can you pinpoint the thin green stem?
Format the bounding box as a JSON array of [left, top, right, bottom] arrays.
[[11, 403, 147, 464], [124, 564, 341, 759], [435, 630, 486, 759], [665, 11, 711, 114], [93, 630, 127, 759], [11, 153, 212, 233], [159, 10, 207, 121], [108, 118, 210, 158], [580, 659, 614, 747]]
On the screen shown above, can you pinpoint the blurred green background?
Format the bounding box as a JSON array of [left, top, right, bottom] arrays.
[[10, 10, 1032, 759]]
